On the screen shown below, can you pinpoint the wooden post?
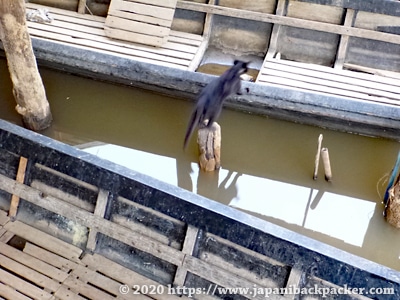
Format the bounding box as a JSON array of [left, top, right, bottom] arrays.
[[197, 122, 221, 171], [0, 0, 52, 131], [313, 134, 323, 180], [321, 148, 332, 182], [8, 156, 28, 220]]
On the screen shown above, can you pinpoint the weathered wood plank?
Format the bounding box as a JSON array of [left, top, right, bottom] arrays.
[[282, 268, 302, 299], [27, 27, 191, 68], [86, 189, 109, 251], [109, 0, 176, 21], [258, 73, 400, 105], [260, 63, 400, 102], [82, 253, 189, 300], [9, 156, 28, 219], [0, 282, 32, 300], [0, 209, 9, 226], [31, 180, 95, 212], [0, 268, 53, 300], [108, 8, 171, 27], [63, 276, 116, 300], [53, 285, 87, 300], [173, 225, 199, 286], [27, 22, 197, 59], [0, 174, 184, 266], [72, 264, 139, 299], [123, 0, 178, 9], [0, 253, 60, 292], [334, 8, 355, 69], [106, 16, 171, 37], [0, 241, 68, 282], [104, 27, 167, 47], [183, 255, 283, 300], [23, 242, 80, 271], [3, 220, 83, 262], [265, 58, 400, 87]]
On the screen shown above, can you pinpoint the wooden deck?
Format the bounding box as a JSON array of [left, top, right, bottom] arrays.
[[25, 3, 205, 71], [256, 58, 400, 106]]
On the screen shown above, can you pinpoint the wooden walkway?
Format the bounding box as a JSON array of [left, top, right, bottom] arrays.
[[25, 3, 205, 71]]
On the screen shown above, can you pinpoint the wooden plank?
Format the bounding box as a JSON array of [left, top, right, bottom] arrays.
[[8, 156, 28, 219], [72, 264, 139, 299], [0, 268, 53, 300], [27, 22, 197, 58], [27, 26, 191, 67], [0, 253, 60, 292], [258, 73, 400, 105], [0, 231, 14, 243], [86, 189, 109, 251], [334, 8, 355, 69], [23, 242, 79, 271], [175, 1, 400, 46], [0, 209, 9, 226], [173, 226, 198, 286], [105, 16, 170, 37], [53, 285, 87, 300], [0, 282, 32, 300], [31, 180, 95, 212], [82, 253, 188, 300], [3, 220, 83, 263], [182, 255, 283, 300], [123, 0, 178, 9], [265, 0, 287, 60], [260, 62, 400, 100], [109, 0, 176, 21], [63, 276, 116, 300], [35, 163, 98, 193], [29, 33, 188, 70], [0, 174, 184, 266], [261, 58, 400, 87], [0, 241, 69, 282], [104, 27, 167, 46], [282, 268, 302, 299], [107, 8, 171, 27], [344, 63, 400, 80]]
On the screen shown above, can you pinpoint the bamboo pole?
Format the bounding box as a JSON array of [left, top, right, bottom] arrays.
[[321, 148, 332, 182], [313, 134, 323, 180]]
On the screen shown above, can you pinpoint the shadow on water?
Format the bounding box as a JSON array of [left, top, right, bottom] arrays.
[[1, 59, 400, 270]]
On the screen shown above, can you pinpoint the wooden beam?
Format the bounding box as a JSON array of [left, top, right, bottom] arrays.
[[86, 189, 109, 252], [8, 156, 28, 220], [334, 8, 355, 69], [176, 1, 400, 46]]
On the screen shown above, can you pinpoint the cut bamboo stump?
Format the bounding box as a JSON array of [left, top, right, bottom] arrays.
[[197, 122, 221, 172], [385, 180, 400, 228]]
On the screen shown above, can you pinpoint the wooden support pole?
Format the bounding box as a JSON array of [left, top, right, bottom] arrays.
[[0, 0, 52, 131], [8, 156, 28, 220], [321, 148, 332, 182], [197, 122, 221, 172], [313, 134, 323, 180], [78, 0, 87, 14]]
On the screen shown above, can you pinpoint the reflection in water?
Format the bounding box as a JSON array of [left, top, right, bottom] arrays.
[[1, 59, 400, 270]]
